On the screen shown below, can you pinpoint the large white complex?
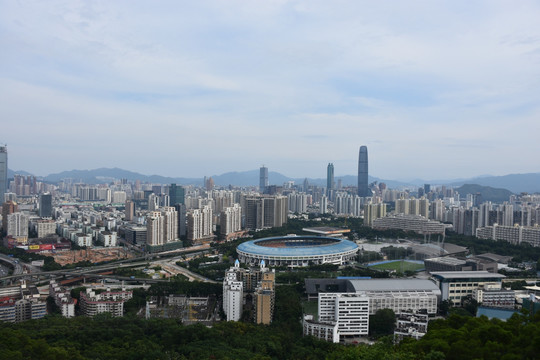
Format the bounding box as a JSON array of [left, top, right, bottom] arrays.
[[347, 279, 440, 315], [372, 214, 446, 235], [237, 236, 359, 267], [476, 224, 540, 247], [303, 278, 440, 342]]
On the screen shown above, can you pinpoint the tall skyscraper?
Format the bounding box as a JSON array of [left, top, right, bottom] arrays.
[[169, 184, 185, 205], [0, 145, 7, 202], [39, 193, 52, 218], [357, 146, 370, 197], [259, 166, 268, 193], [326, 163, 334, 194]]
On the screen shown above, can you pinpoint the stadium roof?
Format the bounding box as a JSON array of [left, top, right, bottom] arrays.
[[237, 236, 358, 257]]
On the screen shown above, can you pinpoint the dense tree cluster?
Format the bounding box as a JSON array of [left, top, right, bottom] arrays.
[[1, 277, 539, 359]]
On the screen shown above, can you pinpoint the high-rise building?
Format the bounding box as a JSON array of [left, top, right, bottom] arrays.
[[169, 184, 185, 206], [357, 146, 370, 197], [174, 204, 187, 238], [146, 211, 165, 246], [326, 163, 334, 195], [243, 195, 287, 230], [320, 195, 328, 214], [187, 206, 213, 242], [2, 200, 18, 231], [223, 261, 243, 321], [39, 193, 52, 218], [0, 145, 7, 202], [220, 204, 242, 237], [125, 200, 135, 221], [254, 270, 275, 324], [146, 207, 179, 247], [7, 212, 28, 238], [259, 166, 268, 193], [205, 177, 214, 191], [364, 203, 387, 227]]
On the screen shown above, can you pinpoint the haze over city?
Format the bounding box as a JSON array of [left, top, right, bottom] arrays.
[[2, 1, 540, 179]]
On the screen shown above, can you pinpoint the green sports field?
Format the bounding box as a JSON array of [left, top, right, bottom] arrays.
[[369, 260, 424, 272]]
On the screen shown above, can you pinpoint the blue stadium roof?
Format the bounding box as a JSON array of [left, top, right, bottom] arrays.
[[237, 236, 359, 257]]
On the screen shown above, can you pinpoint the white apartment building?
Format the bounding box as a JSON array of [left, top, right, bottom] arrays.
[[7, 212, 28, 238], [188, 205, 213, 241], [98, 231, 118, 247], [36, 219, 56, 238], [476, 224, 540, 247], [317, 292, 370, 339], [220, 204, 242, 237], [223, 264, 243, 321]]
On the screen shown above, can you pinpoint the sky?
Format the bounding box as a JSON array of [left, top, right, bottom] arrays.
[[1, 1, 540, 180]]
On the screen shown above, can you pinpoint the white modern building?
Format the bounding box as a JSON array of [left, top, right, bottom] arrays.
[[98, 231, 118, 247], [319, 293, 370, 338], [7, 212, 28, 238], [223, 261, 243, 321], [431, 271, 506, 306]]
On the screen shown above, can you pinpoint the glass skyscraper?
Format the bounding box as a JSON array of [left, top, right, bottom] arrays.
[[358, 146, 369, 197], [0, 145, 7, 202]]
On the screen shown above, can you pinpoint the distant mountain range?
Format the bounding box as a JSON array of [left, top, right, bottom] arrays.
[[6, 168, 540, 194]]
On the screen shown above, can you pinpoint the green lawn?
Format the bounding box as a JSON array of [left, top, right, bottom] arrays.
[[370, 260, 424, 272]]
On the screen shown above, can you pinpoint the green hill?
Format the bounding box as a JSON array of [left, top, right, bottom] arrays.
[[456, 183, 513, 203]]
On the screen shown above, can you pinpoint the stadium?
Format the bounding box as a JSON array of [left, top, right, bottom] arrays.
[[236, 235, 359, 267]]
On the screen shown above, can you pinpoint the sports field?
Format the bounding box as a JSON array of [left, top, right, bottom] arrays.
[[369, 260, 424, 272]]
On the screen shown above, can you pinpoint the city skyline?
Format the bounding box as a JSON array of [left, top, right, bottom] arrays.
[[2, 2, 540, 179]]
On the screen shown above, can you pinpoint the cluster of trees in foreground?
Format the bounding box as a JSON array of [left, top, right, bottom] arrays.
[[1, 284, 539, 360]]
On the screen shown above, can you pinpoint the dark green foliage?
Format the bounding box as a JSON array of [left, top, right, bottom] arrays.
[[1, 306, 538, 359], [369, 309, 396, 338]]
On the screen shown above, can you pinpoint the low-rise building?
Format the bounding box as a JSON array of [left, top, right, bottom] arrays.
[[79, 288, 132, 317], [394, 310, 429, 342], [430, 271, 505, 306], [473, 284, 515, 309], [49, 280, 75, 317]]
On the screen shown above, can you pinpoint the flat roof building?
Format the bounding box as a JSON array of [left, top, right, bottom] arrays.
[[430, 271, 505, 306]]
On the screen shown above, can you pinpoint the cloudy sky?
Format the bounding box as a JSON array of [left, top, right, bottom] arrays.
[[1, 1, 540, 180]]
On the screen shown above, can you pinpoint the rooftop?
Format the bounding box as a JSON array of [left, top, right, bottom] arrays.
[[347, 279, 440, 293], [431, 271, 505, 280]]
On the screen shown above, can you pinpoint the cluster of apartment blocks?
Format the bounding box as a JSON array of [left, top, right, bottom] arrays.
[[0, 281, 47, 323], [223, 260, 276, 324], [303, 271, 508, 343]]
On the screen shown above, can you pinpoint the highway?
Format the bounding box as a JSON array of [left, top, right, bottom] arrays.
[[0, 245, 218, 285], [0, 253, 24, 275]]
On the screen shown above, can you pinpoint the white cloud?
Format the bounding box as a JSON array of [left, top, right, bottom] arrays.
[[1, 0, 540, 179]]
